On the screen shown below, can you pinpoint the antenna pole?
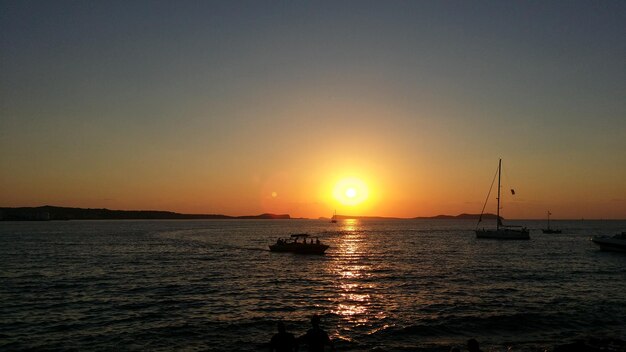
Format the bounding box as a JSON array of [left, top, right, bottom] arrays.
[[497, 159, 501, 231]]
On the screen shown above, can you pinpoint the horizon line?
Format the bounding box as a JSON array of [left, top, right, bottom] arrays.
[[1, 205, 624, 221]]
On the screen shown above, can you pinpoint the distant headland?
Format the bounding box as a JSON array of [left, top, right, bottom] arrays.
[[0, 206, 291, 221], [320, 213, 501, 221], [0, 206, 500, 221]]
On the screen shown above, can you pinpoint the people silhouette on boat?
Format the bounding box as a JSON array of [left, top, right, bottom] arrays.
[[270, 234, 329, 254], [467, 338, 484, 352], [270, 321, 297, 352], [298, 315, 334, 352]]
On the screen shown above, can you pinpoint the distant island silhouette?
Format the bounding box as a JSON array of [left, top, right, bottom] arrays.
[[0, 206, 501, 221], [320, 213, 501, 221], [0, 206, 291, 221]]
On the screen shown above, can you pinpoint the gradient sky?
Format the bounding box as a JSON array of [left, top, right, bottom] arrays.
[[1, 1, 625, 219]]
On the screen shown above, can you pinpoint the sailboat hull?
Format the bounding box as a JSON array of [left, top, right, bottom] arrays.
[[476, 228, 530, 240], [542, 228, 562, 234]]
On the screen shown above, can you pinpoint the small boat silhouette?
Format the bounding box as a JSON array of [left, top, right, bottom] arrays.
[[269, 234, 329, 255], [541, 211, 562, 234]]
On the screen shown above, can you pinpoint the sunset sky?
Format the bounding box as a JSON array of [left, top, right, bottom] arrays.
[[1, 1, 625, 219]]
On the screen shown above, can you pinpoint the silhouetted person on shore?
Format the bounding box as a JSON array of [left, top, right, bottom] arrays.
[[467, 338, 484, 352], [299, 315, 334, 352], [270, 321, 297, 352]]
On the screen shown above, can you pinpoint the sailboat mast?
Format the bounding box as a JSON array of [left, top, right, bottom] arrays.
[[547, 211, 550, 228], [496, 158, 501, 231]]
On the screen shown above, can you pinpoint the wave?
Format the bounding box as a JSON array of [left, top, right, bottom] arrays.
[[375, 311, 580, 338]]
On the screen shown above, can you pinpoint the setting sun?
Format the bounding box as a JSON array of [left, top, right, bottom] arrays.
[[333, 178, 369, 207]]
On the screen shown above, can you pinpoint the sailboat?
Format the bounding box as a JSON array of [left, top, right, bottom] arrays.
[[475, 159, 530, 240], [330, 210, 337, 223], [541, 211, 562, 234]]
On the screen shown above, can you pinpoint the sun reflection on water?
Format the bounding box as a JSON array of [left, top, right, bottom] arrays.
[[329, 219, 380, 339], [341, 219, 359, 233]]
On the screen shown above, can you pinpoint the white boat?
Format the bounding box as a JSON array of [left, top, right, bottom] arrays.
[[591, 232, 626, 253], [475, 159, 529, 240]]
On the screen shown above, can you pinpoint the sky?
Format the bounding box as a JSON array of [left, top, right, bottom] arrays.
[[1, 0, 625, 219]]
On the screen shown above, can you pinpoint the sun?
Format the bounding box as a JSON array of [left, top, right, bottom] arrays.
[[333, 178, 368, 206]]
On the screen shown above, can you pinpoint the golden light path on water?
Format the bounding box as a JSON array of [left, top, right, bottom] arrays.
[[328, 219, 389, 341]]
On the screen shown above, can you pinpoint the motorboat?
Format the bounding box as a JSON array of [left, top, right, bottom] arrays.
[[591, 232, 626, 253], [269, 233, 329, 255]]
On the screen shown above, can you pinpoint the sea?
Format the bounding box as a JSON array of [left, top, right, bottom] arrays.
[[1, 219, 625, 352]]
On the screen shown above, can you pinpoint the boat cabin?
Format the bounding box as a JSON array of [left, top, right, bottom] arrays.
[[280, 233, 321, 244]]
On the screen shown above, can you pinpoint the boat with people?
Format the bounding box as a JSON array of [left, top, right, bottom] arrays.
[[475, 159, 529, 240], [269, 233, 330, 255], [591, 232, 626, 253], [542, 211, 562, 234]]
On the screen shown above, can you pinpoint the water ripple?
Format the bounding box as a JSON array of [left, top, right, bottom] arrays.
[[1, 219, 626, 351]]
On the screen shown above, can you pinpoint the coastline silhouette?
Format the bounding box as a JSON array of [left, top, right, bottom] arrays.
[[0, 205, 499, 221]]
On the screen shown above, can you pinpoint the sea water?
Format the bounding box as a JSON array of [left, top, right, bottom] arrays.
[[1, 219, 625, 351]]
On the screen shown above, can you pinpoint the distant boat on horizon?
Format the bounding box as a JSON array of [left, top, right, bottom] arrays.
[[541, 211, 562, 234], [475, 159, 530, 240], [330, 210, 337, 223]]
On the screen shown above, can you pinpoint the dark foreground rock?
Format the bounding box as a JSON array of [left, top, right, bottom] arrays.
[[554, 337, 626, 352]]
